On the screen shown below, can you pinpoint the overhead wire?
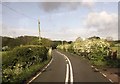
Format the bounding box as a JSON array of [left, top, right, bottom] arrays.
[[1, 2, 38, 21]]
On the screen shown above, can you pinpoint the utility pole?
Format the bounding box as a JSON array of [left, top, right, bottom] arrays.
[[38, 19, 41, 41], [38, 19, 42, 45], [62, 41, 63, 45], [62, 40, 64, 49]]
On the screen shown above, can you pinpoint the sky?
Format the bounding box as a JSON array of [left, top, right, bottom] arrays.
[[1, 1, 118, 41]]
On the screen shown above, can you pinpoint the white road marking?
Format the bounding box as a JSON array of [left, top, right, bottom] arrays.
[[95, 68, 99, 71], [27, 58, 53, 84], [42, 68, 45, 72], [27, 72, 42, 84], [102, 73, 107, 77], [64, 55, 73, 84], [65, 64, 69, 84], [91, 65, 94, 68], [56, 51, 74, 84], [108, 79, 113, 83], [100, 71, 114, 83]]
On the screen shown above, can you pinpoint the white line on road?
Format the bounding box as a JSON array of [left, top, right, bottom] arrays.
[[27, 58, 53, 84], [102, 73, 107, 77], [27, 71, 42, 84], [108, 79, 113, 83], [64, 54, 73, 84], [94, 68, 98, 71], [100, 71, 114, 83], [65, 64, 69, 84], [56, 51, 73, 84]]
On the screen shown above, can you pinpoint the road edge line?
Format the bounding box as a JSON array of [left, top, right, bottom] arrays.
[[91, 65, 114, 83], [27, 58, 53, 84]]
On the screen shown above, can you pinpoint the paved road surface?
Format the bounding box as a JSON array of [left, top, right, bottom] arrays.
[[30, 50, 111, 84]]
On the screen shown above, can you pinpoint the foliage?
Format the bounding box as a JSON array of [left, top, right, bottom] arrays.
[[88, 36, 101, 40], [51, 41, 62, 49], [2, 45, 49, 83], [2, 36, 53, 50], [48, 47, 52, 57], [105, 59, 120, 68], [2, 36, 72, 50], [57, 37, 120, 67]]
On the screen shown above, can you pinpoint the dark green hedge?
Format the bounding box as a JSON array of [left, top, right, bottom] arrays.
[[2, 45, 49, 83]]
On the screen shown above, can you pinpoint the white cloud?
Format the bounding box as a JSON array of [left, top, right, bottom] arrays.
[[2, 25, 38, 37], [2, 11, 118, 41], [85, 11, 118, 40], [81, 0, 95, 7], [41, 27, 98, 41], [38, 2, 95, 13], [49, 11, 118, 41]]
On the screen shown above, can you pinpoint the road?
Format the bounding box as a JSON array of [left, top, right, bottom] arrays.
[[30, 50, 112, 84]]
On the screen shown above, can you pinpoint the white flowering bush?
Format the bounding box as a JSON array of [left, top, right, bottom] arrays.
[[57, 43, 74, 52], [79, 39, 110, 60], [57, 38, 110, 66]]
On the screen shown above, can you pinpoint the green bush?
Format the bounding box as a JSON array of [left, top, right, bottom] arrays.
[[2, 45, 49, 83], [57, 39, 115, 67]]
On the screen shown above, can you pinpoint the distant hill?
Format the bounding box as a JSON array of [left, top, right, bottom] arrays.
[[1, 36, 67, 50], [2, 36, 53, 49]]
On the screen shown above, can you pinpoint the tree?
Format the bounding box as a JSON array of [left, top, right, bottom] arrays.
[[88, 36, 100, 40], [75, 37, 83, 42]]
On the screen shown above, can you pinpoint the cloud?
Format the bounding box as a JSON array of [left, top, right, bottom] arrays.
[[2, 25, 38, 37], [39, 2, 62, 12], [41, 27, 98, 41], [44, 11, 118, 41], [85, 11, 118, 40], [38, 2, 94, 13]]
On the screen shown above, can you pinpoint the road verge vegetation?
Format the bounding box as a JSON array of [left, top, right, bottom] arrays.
[[57, 37, 120, 68], [2, 45, 52, 83]]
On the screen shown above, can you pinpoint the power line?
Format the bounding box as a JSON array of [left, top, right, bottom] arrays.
[[2, 3, 38, 21]]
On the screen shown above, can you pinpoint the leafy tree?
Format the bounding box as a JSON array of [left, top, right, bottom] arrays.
[[88, 36, 101, 40]]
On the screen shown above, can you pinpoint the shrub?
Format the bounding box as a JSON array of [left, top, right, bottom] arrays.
[[2, 45, 48, 83], [57, 39, 112, 67]]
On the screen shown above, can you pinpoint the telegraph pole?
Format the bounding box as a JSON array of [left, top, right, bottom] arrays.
[[38, 19, 42, 45], [38, 19, 41, 41]]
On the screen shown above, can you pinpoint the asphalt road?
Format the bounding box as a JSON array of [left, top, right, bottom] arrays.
[[30, 50, 66, 83], [30, 50, 111, 84]]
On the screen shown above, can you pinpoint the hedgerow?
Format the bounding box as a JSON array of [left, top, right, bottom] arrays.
[[2, 45, 50, 83], [57, 38, 120, 67]]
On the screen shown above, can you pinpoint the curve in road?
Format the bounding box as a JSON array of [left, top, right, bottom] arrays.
[[29, 50, 112, 84]]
